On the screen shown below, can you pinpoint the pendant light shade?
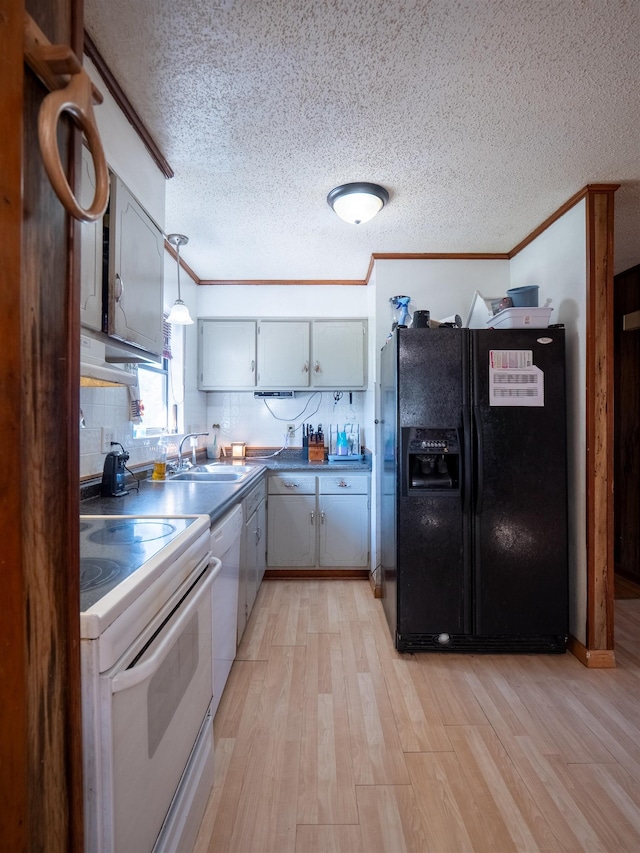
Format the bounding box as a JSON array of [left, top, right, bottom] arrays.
[[166, 233, 194, 325], [327, 182, 389, 225]]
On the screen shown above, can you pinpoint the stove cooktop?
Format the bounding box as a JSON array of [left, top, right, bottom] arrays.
[[79, 516, 199, 612]]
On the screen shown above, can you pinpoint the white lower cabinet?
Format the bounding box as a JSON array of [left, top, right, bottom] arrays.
[[267, 473, 369, 569], [318, 493, 369, 566], [238, 478, 266, 643]]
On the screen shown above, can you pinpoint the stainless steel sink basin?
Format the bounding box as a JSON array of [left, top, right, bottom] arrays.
[[165, 464, 256, 483]]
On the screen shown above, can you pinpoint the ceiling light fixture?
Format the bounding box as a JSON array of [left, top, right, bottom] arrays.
[[327, 182, 389, 225], [166, 233, 194, 325]]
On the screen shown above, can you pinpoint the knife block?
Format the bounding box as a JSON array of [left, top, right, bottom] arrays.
[[307, 439, 325, 462]]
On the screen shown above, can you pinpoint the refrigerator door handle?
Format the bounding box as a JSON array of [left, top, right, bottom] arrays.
[[461, 408, 472, 515], [473, 406, 484, 513]]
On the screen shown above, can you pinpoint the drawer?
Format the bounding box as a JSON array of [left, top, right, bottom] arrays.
[[268, 473, 316, 495], [244, 478, 266, 516], [318, 473, 369, 495]]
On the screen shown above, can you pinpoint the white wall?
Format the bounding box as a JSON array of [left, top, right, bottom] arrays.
[[509, 200, 587, 643], [197, 283, 367, 318], [371, 259, 512, 372]]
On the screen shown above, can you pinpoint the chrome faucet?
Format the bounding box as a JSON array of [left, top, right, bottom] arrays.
[[178, 432, 209, 469]]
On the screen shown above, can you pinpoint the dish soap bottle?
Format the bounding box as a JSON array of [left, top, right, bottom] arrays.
[[207, 424, 220, 459], [152, 435, 167, 480]]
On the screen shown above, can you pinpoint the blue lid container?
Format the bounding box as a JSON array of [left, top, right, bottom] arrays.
[[506, 285, 539, 307]]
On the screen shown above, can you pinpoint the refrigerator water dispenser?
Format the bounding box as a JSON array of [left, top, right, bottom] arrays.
[[403, 428, 460, 493]]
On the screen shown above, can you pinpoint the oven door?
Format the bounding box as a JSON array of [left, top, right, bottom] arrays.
[[100, 560, 214, 853]]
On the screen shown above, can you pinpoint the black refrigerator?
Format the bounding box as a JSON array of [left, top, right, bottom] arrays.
[[380, 326, 568, 653]]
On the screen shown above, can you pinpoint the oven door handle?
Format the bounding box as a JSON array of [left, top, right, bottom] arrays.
[[110, 563, 214, 695]]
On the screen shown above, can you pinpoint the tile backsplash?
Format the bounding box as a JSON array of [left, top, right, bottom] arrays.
[[205, 390, 367, 451], [79, 386, 205, 478], [80, 386, 367, 479]]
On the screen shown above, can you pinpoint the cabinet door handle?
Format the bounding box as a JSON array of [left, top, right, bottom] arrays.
[[115, 273, 123, 303], [314, 361, 321, 373], [338, 480, 350, 488], [283, 482, 299, 489], [303, 361, 309, 373], [321, 511, 325, 524], [250, 359, 255, 373], [310, 511, 315, 525]]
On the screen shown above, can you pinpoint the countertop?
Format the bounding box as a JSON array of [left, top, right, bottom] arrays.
[[81, 450, 372, 525]]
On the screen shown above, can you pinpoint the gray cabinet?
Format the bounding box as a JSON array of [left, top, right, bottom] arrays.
[[199, 320, 256, 389], [79, 145, 103, 332], [106, 174, 165, 357], [238, 478, 266, 643], [318, 476, 370, 566], [80, 160, 165, 359], [267, 472, 369, 569], [257, 320, 310, 387], [266, 475, 316, 567], [312, 320, 367, 389], [199, 318, 367, 390]]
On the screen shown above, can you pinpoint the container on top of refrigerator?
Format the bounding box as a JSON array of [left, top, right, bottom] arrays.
[[465, 290, 503, 328], [487, 307, 553, 329]]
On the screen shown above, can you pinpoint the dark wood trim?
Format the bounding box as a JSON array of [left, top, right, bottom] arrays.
[[368, 570, 383, 598], [371, 252, 511, 261], [165, 240, 201, 285], [585, 187, 617, 652], [198, 278, 368, 286], [264, 569, 370, 580], [567, 635, 616, 668], [508, 184, 620, 258], [68, 7, 85, 845], [83, 29, 174, 179], [197, 255, 511, 288], [0, 1, 28, 848]]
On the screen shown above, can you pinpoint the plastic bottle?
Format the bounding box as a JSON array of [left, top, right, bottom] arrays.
[[207, 424, 220, 459], [151, 435, 167, 480], [336, 430, 348, 455]]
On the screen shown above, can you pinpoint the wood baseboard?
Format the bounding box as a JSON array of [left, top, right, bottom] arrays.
[[369, 571, 383, 598], [264, 569, 369, 580], [568, 635, 616, 668]]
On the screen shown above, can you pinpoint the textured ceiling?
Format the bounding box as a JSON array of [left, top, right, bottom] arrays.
[[85, 0, 640, 281]]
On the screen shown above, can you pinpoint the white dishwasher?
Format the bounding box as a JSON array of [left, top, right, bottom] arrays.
[[209, 504, 243, 718]]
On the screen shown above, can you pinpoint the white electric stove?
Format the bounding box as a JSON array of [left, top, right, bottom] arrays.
[[79, 514, 216, 853]]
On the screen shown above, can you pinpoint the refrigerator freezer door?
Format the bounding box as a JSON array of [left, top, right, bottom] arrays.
[[471, 329, 569, 638], [395, 329, 471, 642]]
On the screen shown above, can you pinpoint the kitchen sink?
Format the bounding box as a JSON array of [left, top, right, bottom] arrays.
[[166, 464, 256, 483]]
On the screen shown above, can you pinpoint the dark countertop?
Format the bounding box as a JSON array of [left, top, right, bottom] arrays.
[[81, 450, 372, 525]]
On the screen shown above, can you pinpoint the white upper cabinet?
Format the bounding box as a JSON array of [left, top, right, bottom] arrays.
[[106, 175, 164, 357], [79, 145, 103, 332], [312, 320, 366, 388], [257, 321, 310, 388], [199, 320, 257, 389], [198, 318, 367, 391]]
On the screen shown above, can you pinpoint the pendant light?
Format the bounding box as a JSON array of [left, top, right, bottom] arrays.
[[166, 233, 194, 325], [327, 182, 389, 225]]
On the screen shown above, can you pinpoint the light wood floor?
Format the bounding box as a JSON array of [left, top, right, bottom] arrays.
[[194, 580, 640, 853]]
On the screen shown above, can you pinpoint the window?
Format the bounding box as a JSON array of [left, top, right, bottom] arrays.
[[134, 363, 168, 436]]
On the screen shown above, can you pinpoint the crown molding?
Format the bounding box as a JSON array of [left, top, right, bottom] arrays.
[[83, 30, 174, 179]]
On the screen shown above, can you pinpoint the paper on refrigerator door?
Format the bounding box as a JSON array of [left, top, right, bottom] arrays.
[[488, 350, 544, 406]]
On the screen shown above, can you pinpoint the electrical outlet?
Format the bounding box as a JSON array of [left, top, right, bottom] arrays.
[[287, 424, 295, 436], [101, 427, 116, 453]]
